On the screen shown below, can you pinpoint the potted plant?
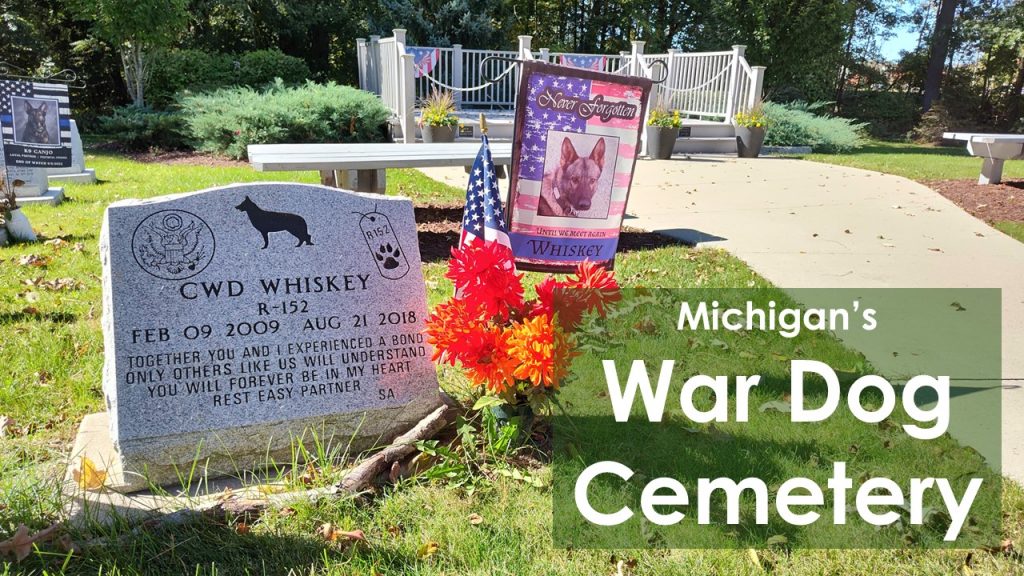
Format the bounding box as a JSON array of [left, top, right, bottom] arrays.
[[425, 241, 620, 434], [646, 107, 682, 160], [734, 102, 768, 158], [418, 90, 459, 143], [1, 171, 36, 242]]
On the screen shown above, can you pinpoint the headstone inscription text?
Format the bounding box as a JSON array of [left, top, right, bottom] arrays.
[[100, 183, 439, 488]]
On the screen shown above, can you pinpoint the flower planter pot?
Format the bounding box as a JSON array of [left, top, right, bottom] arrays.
[[646, 126, 680, 160], [735, 125, 766, 158], [422, 125, 457, 143], [5, 208, 36, 242]]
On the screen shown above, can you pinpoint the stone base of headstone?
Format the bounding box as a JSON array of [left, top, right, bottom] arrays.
[[14, 186, 64, 206], [68, 391, 440, 494], [63, 413, 331, 526], [49, 168, 96, 185]]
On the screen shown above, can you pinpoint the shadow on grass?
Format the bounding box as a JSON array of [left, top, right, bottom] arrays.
[[0, 311, 77, 324], [834, 143, 970, 157], [49, 519, 422, 576]]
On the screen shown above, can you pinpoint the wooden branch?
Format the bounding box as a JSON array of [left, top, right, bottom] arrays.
[[337, 404, 453, 493]]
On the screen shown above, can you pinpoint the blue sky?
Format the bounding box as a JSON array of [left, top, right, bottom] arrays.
[[880, 26, 920, 61]]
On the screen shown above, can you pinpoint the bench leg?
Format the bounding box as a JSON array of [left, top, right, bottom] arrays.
[[319, 169, 338, 187], [979, 158, 1004, 185]]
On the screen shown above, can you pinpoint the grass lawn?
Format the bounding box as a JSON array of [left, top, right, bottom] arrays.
[[796, 141, 1024, 182], [994, 221, 1024, 244], [2, 152, 1023, 574]]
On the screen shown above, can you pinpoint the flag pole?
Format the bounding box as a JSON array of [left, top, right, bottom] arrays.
[[479, 113, 487, 136]]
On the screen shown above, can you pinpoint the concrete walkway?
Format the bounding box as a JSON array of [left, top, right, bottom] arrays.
[[418, 157, 1024, 481]]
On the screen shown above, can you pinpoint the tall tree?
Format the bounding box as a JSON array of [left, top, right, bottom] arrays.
[[71, 0, 189, 107], [921, 0, 960, 110]]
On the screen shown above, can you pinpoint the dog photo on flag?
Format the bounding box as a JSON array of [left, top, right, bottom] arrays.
[[0, 79, 73, 168], [507, 61, 652, 272]]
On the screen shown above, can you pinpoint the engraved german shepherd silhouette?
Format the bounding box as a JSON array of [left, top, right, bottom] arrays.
[[235, 196, 313, 248], [21, 101, 50, 144]]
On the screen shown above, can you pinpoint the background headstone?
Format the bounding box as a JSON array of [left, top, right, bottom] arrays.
[[94, 182, 439, 490], [1, 152, 64, 205], [48, 120, 96, 184]]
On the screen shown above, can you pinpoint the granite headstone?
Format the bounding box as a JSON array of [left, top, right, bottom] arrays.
[[98, 182, 439, 490], [1, 153, 64, 205], [48, 120, 96, 184]]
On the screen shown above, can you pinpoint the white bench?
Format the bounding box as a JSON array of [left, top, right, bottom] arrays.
[[248, 142, 513, 193], [943, 132, 1024, 185]]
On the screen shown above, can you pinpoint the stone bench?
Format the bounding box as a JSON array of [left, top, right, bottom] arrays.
[[943, 132, 1024, 185], [247, 142, 514, 193]]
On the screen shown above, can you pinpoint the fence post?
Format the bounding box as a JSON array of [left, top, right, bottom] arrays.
[[630, 41, 648, 155], [725, 44, 745, 124], [750, 66, 766, 108], [630, 41, 646, 77], [664, 48, 681, 109], [452, 44, 463, 108], [356, 38, 367, 90], [400, 53, 416, 143], [368, 35, 381, 95], [518, 35, 533, 59], [539, 48, 550, 63]]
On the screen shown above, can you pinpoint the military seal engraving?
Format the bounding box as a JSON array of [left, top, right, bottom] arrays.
[[131, 210, 215, 280]]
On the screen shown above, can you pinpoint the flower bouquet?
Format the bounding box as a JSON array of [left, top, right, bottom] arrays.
[[425, 241, 620, 415]]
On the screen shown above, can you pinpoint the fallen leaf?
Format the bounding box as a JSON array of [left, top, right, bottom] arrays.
[[468, 513, 484, 525], [0, 523, 59, 562], [0, 415, 16, 438], [57, 534, 81, 555], [234, 522, 251, 535], [417, 540, 439, 559], [298, 462, 319, 486], [278, 507, 296, 517], [0, 525, 34, 562], [17, 254, 49, 267], [72, 457, 107, 490]]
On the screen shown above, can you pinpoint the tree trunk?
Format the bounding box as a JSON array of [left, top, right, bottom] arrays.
[[922, 0, 959, 111], [120, 43, 147, 108]]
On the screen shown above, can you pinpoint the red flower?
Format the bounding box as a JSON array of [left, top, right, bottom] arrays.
[[564, 260, 621, 317], [447, 241, 524, 320]]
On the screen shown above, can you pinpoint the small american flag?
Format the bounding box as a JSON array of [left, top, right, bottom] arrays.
[[460, 135, 512, 251]]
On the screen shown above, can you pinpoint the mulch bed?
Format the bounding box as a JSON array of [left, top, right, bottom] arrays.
[[120, 150, 249, 168], [414, 202, 684, 263], [925, 179, 1024, 223]]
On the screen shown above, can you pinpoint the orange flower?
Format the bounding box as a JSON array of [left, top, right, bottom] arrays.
[[424, 299, 477, 366], [507, 314, 575, 389]]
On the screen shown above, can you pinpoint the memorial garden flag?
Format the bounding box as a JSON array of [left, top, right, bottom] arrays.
[[560, 54, 608, 71], [0, 79, 73, 168], [408, 47, 442, 79], [506, 61, 652, 272], [461, 135, 511, 252]]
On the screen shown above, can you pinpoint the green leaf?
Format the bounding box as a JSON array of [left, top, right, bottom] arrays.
[[472, 396, 507, 411]]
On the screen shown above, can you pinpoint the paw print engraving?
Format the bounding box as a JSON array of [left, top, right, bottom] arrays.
[[376, 243, 401, 270]]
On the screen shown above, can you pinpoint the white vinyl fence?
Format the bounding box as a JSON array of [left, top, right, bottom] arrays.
[[357, 30, 765, 142]]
